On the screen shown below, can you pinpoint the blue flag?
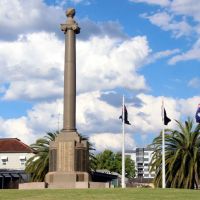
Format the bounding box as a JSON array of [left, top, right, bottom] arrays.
[[195, 104, 200, 123]]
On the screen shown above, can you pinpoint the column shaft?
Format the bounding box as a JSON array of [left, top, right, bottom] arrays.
[[63, 29, 76, 131]]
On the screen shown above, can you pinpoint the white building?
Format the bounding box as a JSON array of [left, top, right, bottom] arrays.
[[0, 138, 34, 189], [125, 148, 155, 179]]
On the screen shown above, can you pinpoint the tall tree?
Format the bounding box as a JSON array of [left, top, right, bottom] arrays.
[[92, 149, 135, 178], [149, 119, 200, 189], [25, 131, 58, 181], [25, 131, 93, 181]]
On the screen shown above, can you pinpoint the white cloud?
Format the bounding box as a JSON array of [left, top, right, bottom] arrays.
[[0, 0, 64, 40], [0, 32, 64, 100], [136, 0, 200, 32], [0, 92, 199, 149], [56, 0, 90, 6], [79, 18, 127, 40], [4, 80, 63, 100], [134, 0, 200, 63], [77, 35, 150, 93], [77, 91, 119, 132], [0, 117, 36, 144], [0, 32, 151, 100], [170, 0, 200, 22], [27, 99, 63, 132], [130, 0, 170, 7], [188, 78, 200, 89], [142, 12, 193, 38], [131, 94, 180, 133], [89, 133, 136, 152], [169, 38, 200, 64], [126, 93, 200, 134], [143, 12, 171, 27], [0, 99, 63, 144], [0, 0, 127, 41], [177, 96, 200, 116], [146, 48, 180, 64], [70, 0, 91, 5]]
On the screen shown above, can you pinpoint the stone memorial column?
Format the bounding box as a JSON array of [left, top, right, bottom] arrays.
[[61, 8, 80, 132], [45, 8, 89, 189]]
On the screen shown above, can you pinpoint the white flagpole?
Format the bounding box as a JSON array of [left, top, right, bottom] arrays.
[[162, 100, 166, 188], [122, 95, 126, 188]]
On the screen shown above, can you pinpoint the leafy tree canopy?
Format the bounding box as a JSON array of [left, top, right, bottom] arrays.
[[91, 149, 135, 179]]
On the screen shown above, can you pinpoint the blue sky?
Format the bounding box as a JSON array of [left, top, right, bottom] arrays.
[[0, 0, 199, 151]]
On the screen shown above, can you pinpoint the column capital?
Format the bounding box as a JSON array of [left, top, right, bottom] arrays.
[[61, 8, 80, 34]]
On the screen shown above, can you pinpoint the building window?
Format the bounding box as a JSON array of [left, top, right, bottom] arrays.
[[1, 156, 8, 165], [19, 156, 26, 165], [20, 160, 26, 165], [2, 160, 7, 165], [136, 157, 144, 162]]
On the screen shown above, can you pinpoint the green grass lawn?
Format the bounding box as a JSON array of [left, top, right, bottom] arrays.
[[0, 188, 200, 200]]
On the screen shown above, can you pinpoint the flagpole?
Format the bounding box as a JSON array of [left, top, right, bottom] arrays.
[[122, 95, 126, 188], [162, 100, 166, 189]]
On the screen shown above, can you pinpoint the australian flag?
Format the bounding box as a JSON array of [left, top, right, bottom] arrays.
[[119, 105, 131, 125], [195, 104, 200, 123], [163, 108, 171, 125]]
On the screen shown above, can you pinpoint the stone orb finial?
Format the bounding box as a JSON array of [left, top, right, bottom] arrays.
[[66, 8, 75, 18]]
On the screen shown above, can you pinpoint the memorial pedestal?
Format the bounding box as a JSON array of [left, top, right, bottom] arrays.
[[45, 131, 90, 188]]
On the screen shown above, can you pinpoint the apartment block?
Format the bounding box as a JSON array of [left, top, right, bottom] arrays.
[[125, 148, 155, 179]]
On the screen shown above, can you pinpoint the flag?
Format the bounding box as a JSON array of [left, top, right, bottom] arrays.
[[119, 105, 131, 125], [195, 104, 200, 123], [163, 108, 171, 125]]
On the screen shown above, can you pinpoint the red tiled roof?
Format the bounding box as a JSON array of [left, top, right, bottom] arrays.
[[0, 138, 33, 153]]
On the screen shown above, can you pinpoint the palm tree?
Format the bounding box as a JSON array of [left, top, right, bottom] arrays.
[[25, 131, 58, 181], [149, 119, 200, 189], [25, 131, 95, 181], [79, 134, 96, 173]]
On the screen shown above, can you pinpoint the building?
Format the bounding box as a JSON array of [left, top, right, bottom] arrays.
[[125, 148, 155, 179], [91, 170, 119, 188], [0, 138, 34, 189]]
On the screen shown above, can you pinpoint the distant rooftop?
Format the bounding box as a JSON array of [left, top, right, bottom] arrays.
[[0, 138, 33, 153]]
